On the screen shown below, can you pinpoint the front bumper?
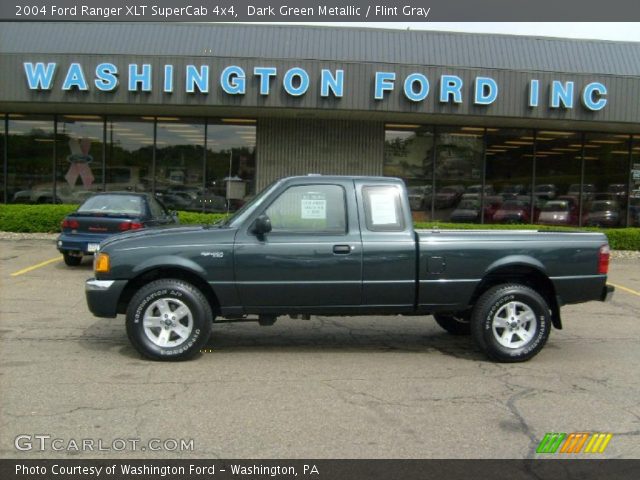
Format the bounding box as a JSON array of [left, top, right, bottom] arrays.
[[85, 278, 128, 318], [601, 284, 615, 302]]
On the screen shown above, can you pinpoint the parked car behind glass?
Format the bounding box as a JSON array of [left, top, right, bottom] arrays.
[[585, 200, 621, 227], [534, 184, 557, 201], [408, 185, 433, 211], [538, 200, 578, 226], [435, 185, 465, 208], [493, 199, 534, 224]]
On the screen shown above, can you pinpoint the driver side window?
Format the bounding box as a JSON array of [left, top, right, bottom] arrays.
[[265, 184, 347, 234]]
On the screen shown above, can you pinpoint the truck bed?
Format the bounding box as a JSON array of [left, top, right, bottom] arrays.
[[416, 229, 609, 310]]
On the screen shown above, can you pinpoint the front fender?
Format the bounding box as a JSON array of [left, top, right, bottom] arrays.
[[131, 255, 209, 278]]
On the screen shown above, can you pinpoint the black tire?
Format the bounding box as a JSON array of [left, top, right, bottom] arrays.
[[126, 279, 213, 361], [63, 253, 82, 266], [471, 284, 551, 363], [434, 313, 471, 335]]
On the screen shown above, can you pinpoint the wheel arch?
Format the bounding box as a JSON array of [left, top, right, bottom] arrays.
[[471, 261, 562, 329], [116, 266, 220, 317]]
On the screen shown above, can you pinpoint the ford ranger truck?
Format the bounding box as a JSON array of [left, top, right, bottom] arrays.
[[85, 176, 614, 362]]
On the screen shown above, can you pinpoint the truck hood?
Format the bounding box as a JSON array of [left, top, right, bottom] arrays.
[[100, 224, 233, 251]]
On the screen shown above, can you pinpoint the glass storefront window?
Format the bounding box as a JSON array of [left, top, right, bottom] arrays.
[[155, 117, 205, 212], [384, 126, 434, 222], [7, 114, 55, 204], [583, 133, 630, 227], [484, 128, 534, 224], [205, 120, 256, 213], [1, 114, 5, 203], [629, 137, 640, 227], [533, 131, 582, 226], [105, 117, 154, 195], [434, 127, 484, 223], [57, 115, 104, 204]]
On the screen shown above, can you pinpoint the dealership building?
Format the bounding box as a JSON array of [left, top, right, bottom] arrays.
[[1, 22, 639, 226]]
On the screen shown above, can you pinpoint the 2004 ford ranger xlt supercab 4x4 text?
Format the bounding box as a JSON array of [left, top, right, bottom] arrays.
[[85, 176, 614, 362]]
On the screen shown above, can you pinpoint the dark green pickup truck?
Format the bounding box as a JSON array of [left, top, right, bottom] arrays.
[[86, 175, 613, 362]]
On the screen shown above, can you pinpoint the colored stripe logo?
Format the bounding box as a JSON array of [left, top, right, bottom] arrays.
[[537, 432, 612, 454]]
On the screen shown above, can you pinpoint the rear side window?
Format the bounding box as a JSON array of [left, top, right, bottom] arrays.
[[265, 184, 347, 234], [362, 185, 405, 232], [148, 197, 167, 218]]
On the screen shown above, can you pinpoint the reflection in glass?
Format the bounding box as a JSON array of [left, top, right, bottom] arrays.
[[630, 138, 640, 227], [485, 128, 533, 224], [583, 133, 630, 227], [57, 116, 104, 204], [1, 114, 5, 203], [106, 117, 153, 195], [155, 118, 205, 211], [7, 115, 55, 203], [533, 131, 582, 226], [434, 127, 483, 223], [205, 121, 256, 213], [384, 127, 434, 221]]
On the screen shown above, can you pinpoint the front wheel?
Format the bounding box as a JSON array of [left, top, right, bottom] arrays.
[[471, 284, 551, 362], [126, 279, 213, 361]]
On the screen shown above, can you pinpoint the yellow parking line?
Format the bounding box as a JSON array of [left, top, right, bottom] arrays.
[[609, 282, 640, 297], [10, 256, 62, 277]]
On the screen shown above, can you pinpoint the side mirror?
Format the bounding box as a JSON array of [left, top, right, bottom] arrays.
[[251, 214, 272, 237]]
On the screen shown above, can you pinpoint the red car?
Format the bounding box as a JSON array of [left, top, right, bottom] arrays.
[[493, 199, 535, 224]]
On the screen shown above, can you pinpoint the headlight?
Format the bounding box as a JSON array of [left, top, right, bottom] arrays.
[[94, 252, 110, 274]]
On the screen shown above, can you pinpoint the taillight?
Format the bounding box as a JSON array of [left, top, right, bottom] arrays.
[[61, 219, 79, 229], [598, 244, 610, 275], [118, 221, 144, 231]]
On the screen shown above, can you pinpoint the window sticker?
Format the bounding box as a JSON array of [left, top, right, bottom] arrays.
[[370, 193, 398, 225], [301, 193, 327, 219]]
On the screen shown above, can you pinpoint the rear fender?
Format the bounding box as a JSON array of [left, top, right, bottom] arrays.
[[481, 256, 562, 330]]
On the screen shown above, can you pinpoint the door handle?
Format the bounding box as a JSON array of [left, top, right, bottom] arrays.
[[333, 245, 352, 254]]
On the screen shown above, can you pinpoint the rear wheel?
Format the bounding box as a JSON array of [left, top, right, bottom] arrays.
[[63, 253, 82, 266], [126, 279, 213, 361], [471, 284, 551, 362], [434, 313, 471, 335]]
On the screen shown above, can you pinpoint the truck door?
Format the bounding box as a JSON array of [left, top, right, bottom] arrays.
[[355, 181, 417, 311], [234, 181, 363, 311]]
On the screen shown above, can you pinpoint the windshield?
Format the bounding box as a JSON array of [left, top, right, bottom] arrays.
[[542, 201, 568, 212], [503, 201, 527, 210], [457, 200, 479, 209], [77, 195, 144, 216], [222, 180, 281, 228], [590, 202, 618, 213]]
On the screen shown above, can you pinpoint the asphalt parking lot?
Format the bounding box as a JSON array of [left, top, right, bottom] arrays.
[[1, 238, 639, 459]]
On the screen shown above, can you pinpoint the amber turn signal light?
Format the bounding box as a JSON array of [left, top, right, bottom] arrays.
[[94, 253, 110, 273]]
